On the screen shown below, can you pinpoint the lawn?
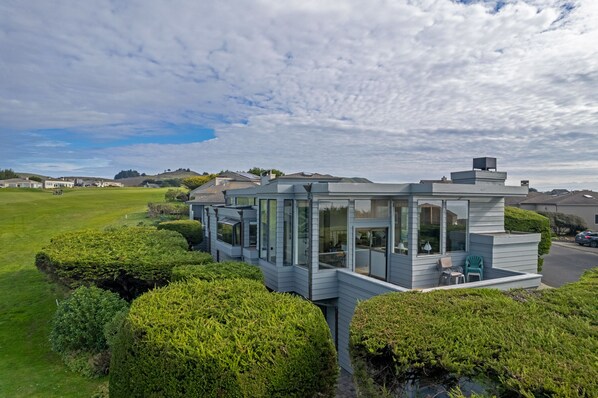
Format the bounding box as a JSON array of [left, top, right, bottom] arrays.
[[0, 188, 168, 397]]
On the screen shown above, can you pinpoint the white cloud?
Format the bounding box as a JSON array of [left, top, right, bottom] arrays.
[[0, 0, 597, 189]]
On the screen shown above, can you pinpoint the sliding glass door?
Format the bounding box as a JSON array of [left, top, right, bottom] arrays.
[[354, 228, 387, 280]]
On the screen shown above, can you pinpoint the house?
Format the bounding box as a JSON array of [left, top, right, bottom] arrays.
[[43, 179, 75, 189], [514, 190, 598, 230], [203, 158, 541, 372], [0, 178, 43, 189]]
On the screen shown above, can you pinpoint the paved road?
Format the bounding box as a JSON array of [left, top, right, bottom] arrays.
[[541, 241, 598, 287]]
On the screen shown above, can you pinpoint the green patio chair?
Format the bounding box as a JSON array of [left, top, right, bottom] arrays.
[[465, 255, 484, 282]]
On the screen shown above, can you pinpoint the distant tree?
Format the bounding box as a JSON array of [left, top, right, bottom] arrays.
[[247, 167, 285, 177], [529, 187, 538, 192], [28, 176, 43, 182], [114, 169, 141, 180], [164, 189, 189, 202], [537, 211, 587, 236], [182, 175, 216, 190], [0, 168, 19, 179]]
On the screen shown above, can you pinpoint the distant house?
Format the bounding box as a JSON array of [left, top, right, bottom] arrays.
[[43, 180, 75, 189], [514, 190, 598, 230], [0, 178, 43, 189], [93, 180, 124, 188], [143, 183, 161, 189]]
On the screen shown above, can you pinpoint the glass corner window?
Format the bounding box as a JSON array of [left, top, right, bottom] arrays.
[[418, 200, 442, 255], [393, 200, 409, 255], [446, 200, 468, 252]]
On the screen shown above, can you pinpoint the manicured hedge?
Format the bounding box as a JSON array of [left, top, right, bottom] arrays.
[[147, 202, 188, 218], [505, 206, 551, 271], [171, 261, 263, 282], [350, 269, 598, 397], [157, 219, 203, 246], [537, 210, 587, 236], [110, 279, 338, 397], [36, 227, 212, 299]]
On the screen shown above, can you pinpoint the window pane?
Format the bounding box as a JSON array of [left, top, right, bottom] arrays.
[[446, 201, 468, 252], [418, 200, 442, 255], [217, 222, 233, 245], [283, 200, 293, 266], [259, 199, 268, 259], [355, 199, 389, 218], [319, 200, 348, 269], [268, 200, 277, 263], [249, 223, 257, 246], [296, 200, 309, 267], [233, 223, 241, 246], [393, 200, 409, 255]]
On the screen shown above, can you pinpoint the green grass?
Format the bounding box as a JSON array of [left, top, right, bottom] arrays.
[[0, 187, 168, 397]]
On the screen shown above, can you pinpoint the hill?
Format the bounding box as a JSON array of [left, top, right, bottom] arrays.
[[118, 170, 202, 187]]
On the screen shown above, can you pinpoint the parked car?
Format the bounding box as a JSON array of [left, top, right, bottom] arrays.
[[575, 231, 598, 247]]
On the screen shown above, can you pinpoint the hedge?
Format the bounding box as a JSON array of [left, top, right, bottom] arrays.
[[110, 279, 338, 398], [36, 227, 213, 299], [157, 219, 203, 246], [349, 269, 598, 397], [171, 261, 263, 283], [537, 210, 587, 236], [50, 286, 128, 377], [505, 206, 551, 271], [147, 202, 188, 218]]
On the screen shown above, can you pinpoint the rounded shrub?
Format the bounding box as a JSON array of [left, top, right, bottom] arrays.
[[51, 286, 129, 355], [350, 278, 598, 398], [171, 261, 263, 282], [36, 227, 213, 299], [110, 279, 338, 398], [157, 219, 203, 246]]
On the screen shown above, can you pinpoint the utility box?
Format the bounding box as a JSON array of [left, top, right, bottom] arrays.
[[473, 157, 497, 171]]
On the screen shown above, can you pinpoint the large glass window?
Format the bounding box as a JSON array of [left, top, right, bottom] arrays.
[[418, 200, 442, 255], [446, 201, 468, 252], [283, 200, 293, 266], [217, 220, 241, 246], [319, 201, 348, 269], [296, 200, 309, 267], [259, 199, 277, 263], [393, 200, 409, 255], [236, 197, 255, 206], [259, 199, 268, 259], [268, 200, 277, 263], [355, 199, 389, 219]]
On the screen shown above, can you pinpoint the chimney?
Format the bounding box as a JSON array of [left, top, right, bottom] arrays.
[[260, 170, 276, 185], [450, 157, 507, 185]]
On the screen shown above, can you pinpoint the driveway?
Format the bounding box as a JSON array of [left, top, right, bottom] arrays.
[[541, 241, 598, 287]]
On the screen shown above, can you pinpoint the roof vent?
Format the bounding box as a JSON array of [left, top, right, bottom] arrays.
[[583, 194, 594, 199], [301, 172, 314, 177], [473, 157, 497, 171]]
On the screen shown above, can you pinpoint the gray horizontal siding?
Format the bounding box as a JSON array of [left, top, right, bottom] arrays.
[[336, 271, 408, 373], [260, 260, 278, 291], [311, 270, 339, 300], [468, 198, 504, 234], [388, 253, 411, 288], [277, 266, 295, 292], [293, 266, 309, 297]]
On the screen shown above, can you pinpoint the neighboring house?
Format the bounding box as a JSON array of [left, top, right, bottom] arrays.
[[0, 178, 43, 189], [203, 158, 541, 373], [43, 180, 75, 189], [514, 190, 598, 230], [93, 180, 124, 187], [187, 172, 261, 251]]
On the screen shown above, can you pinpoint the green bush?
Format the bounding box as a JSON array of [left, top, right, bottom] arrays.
[[350, 271, 598, 398], [36, 227, 213, 299], [505, 206, 551, 272], [147, 202, 188, 218], [157, 219, 203, 246], [164, 188, 189, 202], [171, 261, 263, 282], [50, 286, 128, 377], [110, 279, 338, 398]]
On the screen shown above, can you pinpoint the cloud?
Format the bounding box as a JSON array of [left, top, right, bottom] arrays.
[[0, 0, 597, 189]]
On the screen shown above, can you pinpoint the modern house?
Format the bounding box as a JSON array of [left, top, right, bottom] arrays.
[[203, 159, 542, 372], [0, 178, 43, 189], [43, 179, 75, 189], [512, 190, 598, 230]]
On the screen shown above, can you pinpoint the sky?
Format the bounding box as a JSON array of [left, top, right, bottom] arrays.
[[1, 0, 597, 190]]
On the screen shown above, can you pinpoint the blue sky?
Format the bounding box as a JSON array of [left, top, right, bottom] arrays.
[[1, 0, 597, 189]]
